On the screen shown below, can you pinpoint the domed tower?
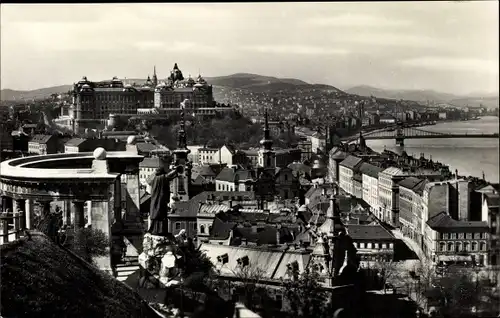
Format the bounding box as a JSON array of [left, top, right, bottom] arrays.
[[170, 63, 184, 82], [170, 99, 192, 206], [258, 108, 275, 169]]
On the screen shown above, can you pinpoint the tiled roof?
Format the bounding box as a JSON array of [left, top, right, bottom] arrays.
[[199, 243, 299, 279], [398, 177, 424, 190], [485, 193, 499, 208], [359, 162, 383, 179], [196, 165, 218, 177], [210, 217, 237, 240], [65, 138, 87, 147], [139, 157, 162, 168], [339, 155, 363, 170], [136, 142, 159, 153], [30, 134, 55, 144], [381, 167, 404, 176], [426, 212, 489, 233], [347, 225, 395, 240], [198, 203, 230, 215]]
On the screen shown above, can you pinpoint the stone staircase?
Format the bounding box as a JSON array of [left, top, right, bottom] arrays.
[[115, 256, 141, 284]]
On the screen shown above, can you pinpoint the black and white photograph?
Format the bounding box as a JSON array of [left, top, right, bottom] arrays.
[[0, 2, 499, 318]]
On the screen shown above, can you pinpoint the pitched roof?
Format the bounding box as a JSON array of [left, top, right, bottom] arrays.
[[347, 225, 395, 240], [339, 155, 363, 170], [30, 134, 55, 144], [484, 193, 499, 208], [139, 157, 162, 168], [381, 166, 404, 176], [359, 162, 383, 179], [426, 212, 489, 233], [65, 138, 87, 147], [398, 177, 424, 190]]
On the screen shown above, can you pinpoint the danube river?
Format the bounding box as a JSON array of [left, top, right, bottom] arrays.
[[366, 116, 500, 183]]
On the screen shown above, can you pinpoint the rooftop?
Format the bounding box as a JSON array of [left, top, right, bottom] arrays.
[[398, 176, 424, 190], [339, 155, 363, 170], [359, 162, 383, 179], [426, 212, 489, 233], [347, 225, 395, 240]]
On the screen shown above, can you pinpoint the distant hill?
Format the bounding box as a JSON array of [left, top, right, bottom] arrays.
[[346, 85, 499, 108], [0, 85, 73, 101], [0, 73, 343, 102]]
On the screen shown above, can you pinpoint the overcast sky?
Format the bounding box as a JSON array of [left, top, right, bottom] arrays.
[[1, 2, 498, 95]]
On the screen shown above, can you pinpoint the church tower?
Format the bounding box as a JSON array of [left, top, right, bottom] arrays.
[[152, 66, 158, 87], [258, 108, 275, 169], [170, 99, 192, 206]]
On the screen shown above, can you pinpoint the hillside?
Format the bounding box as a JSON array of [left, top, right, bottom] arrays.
[[0, 233, 161, 318], [346, 85, 499, 108], [0, 73, 343, 101], [1, 85, 73, 101]]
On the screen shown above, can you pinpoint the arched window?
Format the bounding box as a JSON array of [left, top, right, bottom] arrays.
[[463, 242, 470, 251], [447, 242, 453, 252], [440, 242, 446, 252], [480, 241, 486, 251], [200, 225, 205, 234], [456, 242, 462, 252], [472, 242, 478, 251], [208, 225, 212, 234]]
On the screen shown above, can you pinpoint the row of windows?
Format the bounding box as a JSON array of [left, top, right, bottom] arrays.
[[440, 232, 487, 240], [438, 241, 487, 252], [174, 221, 197, 231], [354, 242, 394, 249]]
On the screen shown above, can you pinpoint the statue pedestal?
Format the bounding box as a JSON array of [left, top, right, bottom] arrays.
[[139, 233, 183, 288]]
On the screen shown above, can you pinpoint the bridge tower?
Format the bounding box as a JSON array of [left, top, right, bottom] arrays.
[[395, 125, 404, 146]]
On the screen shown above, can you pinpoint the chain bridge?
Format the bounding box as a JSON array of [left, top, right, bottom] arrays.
[[346, 126, 499, 146]]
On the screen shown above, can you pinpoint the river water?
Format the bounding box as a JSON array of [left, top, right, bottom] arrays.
[[366, 116, 500, 183]]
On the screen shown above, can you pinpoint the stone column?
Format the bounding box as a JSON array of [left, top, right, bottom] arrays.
[[25, 199, 34, 229], [86, 201, 92, 226], [90, 192, 114, 275], [114, 177, 122, 222], [125, 169, 141, 223], [14, 199, 26, 229], [63, 200, 72, 226], [73, 200, 86, 230], [1, 215, 9, 244]]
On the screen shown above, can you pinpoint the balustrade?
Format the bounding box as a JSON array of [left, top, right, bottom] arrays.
[[0, 210, 26, 244]]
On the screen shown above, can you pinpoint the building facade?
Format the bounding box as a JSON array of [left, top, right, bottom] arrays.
[[339, 155, 363, 196]]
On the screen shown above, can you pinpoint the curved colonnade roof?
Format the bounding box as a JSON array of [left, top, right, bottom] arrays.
[[0, 151, 143, 180]]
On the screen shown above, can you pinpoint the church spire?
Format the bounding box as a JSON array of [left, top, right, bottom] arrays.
[[152, 65, 158, 87], [177, 99, 189, 150], [260, 107, 273, 151]]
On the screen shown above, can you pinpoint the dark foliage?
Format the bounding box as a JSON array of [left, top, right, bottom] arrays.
[[69, 228, 109, 264], [0, 234, 160, 318]]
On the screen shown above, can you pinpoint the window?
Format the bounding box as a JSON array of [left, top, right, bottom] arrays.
[[374, 243, 379, 249], [474, 233, 480, 239], [367, 243, 372, 249], [389, 243, 394, 249], [360, 243, 365, 249], [464, 242, 470, 251], [440, 242, 446, 252], [472, 242, 478, 251], [480, 241, 486, 251], [447, 242, 453, 251], [175, 222, 181, 230], [456, 242, 462, 252], [451, 233, 457, 239], [458, 233, 464, 239], [200, 225, 205, 234], [466, 233, 472, 239], [382, 243, 387, 249], [442, 233, 449, 240]]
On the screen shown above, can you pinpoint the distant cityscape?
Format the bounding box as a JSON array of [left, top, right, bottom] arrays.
[[1, 61, 499, 318]]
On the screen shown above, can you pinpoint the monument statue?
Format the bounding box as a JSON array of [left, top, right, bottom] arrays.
[[148, 167, 178, 236]]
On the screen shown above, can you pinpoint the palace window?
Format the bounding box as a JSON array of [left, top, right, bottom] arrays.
[[442, 233, 449, 240], [472, 242, 478, 251], [389, 243, 394, 249], [175, 222, 181, 230], [447, 242, 454, 251], [466, 233, 472, 239], [382, 243, 387, 249], [474, 233, 480, 239], [464, 242, 470, 251], [458, 233, 464, 239], [360, 243, 365, 249], [456, 242, 462, 252], [440, 242, 446, 252], [367, 243, 372, 249], [374, 243, 379, 249], [451, 233, 457, 239], [480, 241, 486, 251]]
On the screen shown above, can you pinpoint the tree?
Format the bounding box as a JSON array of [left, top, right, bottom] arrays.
[[70, 228, 109, 264], [281, 267, 329, 318]]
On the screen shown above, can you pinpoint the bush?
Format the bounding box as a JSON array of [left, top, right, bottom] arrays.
[[69, 228, 109, 264]]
